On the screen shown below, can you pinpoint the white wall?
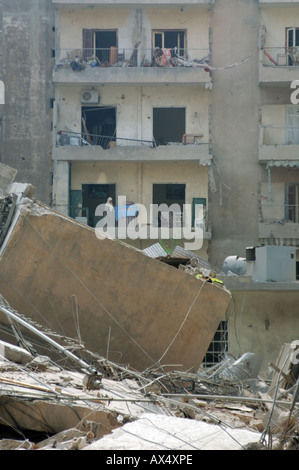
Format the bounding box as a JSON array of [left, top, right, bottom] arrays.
[[261, 7, 299, 46], [56, 7, 210, 54]]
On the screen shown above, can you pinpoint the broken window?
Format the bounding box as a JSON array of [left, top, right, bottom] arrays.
[[153, 30, 186, 57], [286, 183, 299, 222], [202, 320, 229, 368], [152, 184, 185, 228], [83, 29, 117, 64], [153, 108, 185, 146], [81, 184, 116, 228], [82, 106, 116, 148]]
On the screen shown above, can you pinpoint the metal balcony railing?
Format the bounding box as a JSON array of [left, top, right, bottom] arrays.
[[56, 131, 210, 149], [55, 47, 211, 70], [57, 131, 156, 148], [262, 47, 299, 66]]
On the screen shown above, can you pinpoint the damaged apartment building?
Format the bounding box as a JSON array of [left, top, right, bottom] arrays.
[[2, 0, 299, 265], [1, 1, 299, 375], [50, 0, 299, 267], [51, 0, 213, 259]]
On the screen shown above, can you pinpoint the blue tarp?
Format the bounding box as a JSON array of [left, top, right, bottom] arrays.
[[115, 204, 139, 221]]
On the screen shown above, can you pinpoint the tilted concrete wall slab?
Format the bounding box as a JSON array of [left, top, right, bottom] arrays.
[[0, 201, 231, 372]]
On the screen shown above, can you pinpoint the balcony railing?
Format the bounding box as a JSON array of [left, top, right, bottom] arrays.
[[55, 47, 211, 70], [56, 130, 210, 149], [262, 47, 299, 67], [57, 130, 156, 148], [260, 202, 299, 223]]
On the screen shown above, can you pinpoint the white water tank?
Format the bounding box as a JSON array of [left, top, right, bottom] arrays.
[[222, 256, 247, 275]]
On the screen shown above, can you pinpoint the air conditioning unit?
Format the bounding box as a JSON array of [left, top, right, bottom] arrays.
[[81, 90, 99, 104]]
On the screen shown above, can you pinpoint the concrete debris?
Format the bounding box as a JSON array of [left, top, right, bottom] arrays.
[[217, 353, 263, 382], [0, 339, 33, 365], [83, 414, 260, 451], [0, 338, 299, 451]]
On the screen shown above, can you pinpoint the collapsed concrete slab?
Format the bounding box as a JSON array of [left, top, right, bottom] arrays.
[[83, 413, 261, 451], [0, 184, 231, 372]]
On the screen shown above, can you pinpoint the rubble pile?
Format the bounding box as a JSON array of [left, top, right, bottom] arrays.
[[0, 333, 299, 450]]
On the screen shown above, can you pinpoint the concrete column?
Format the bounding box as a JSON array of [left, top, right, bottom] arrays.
[[52, 160, 70, 216], [209, 0, 261, 267]]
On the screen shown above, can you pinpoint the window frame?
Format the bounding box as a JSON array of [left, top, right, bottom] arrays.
[[152, 29, 187, 57], [285, 182, 299, 222]]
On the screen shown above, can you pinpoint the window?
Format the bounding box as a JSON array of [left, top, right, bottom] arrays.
[[286, 183, 299, 222], [286, 28, 299, 65], [83, 29, 117, 64], [153, 30, 186, 57], [202, 320, 229, 368], [82, 106, 116, 148], [286, 106, 299, 144], [287, 27, 299, 48], [192, 198, 206, 229], [153, 108, 185, 146]]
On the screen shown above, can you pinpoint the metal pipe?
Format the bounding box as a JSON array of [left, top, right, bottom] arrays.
[[0, 305, 94, 373]]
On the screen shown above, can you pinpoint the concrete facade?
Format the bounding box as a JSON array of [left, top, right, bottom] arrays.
[[1, 0, 299, 264], [222, 276, 299, 374], [49, 0, 299, 265], [0, 0, 54, 204], [51, 1, 213, 258]]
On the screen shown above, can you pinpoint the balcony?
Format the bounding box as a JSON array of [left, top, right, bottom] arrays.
[[53, 131, 212, 164], [259, 0, 299, 6], [258, 124, 299, 163], [52, 0, 213, 9], [259, 201, 299, 244], [258, 47, 299, 86], [53, 47, 212, 87]]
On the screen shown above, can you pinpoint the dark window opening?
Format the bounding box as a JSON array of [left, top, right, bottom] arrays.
[[153, 184, 185, 228], [82, 106, 116, 148], [296, 261, 299, 280], [83, 29, 117, 64], [153, 108, 185, 146], [82, 184, 116, 228], [202, 320, 229, 368]]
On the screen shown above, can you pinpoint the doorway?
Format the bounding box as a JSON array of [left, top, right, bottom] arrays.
[[83, 29, 117, 64], [82, 183, 116, 227], [153, 108, 186, 146], [152, 183, 185, 227], [82, 106, 116, 148]]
